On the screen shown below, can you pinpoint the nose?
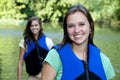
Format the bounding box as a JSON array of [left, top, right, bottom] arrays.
[[74, 26, 80, 33], [32, 25, 36, 29]]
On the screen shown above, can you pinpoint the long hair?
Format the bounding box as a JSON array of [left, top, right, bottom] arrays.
[[60, 4, 95, 47], [23, 16, 43, 46]]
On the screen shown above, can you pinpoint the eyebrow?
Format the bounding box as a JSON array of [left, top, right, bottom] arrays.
[[67, 20, 87, 24]]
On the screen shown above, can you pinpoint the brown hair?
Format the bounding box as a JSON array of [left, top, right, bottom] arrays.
[[60, 4, 95, 46], [23, 16, 43, 46]]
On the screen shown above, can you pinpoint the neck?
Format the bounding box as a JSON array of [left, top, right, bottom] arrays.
[[72, 43, 88, 61], [34, 34, 39, 40]]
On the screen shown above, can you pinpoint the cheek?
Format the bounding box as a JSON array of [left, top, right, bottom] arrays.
[[84, 27, 91, 37], [37, 26, 41, 30], [67, 28, 73, 36], [30, 27, 33, 31], [84, 24, 91, 33], [38, 27, 41, 30]]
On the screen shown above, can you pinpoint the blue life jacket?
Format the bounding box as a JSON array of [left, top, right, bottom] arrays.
[[54, 43, 106, 80], [24, 35, 49, 59], [24, 35, 50, 75]]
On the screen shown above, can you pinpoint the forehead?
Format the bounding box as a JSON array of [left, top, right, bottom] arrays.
[[67, 11, 87, 23], [31, 20, 39, 24]]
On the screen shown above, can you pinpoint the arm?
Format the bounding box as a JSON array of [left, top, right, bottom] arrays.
[[41, 49, 62, 80], [17, 47, 25, 80], [41, 62, 57, 80]]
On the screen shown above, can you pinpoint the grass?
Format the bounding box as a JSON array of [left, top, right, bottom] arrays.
[[94, 27, 120, 80], [0, 20, 120, 80]]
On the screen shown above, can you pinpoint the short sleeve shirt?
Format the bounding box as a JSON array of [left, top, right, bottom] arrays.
[[19, 37, 54, 49], [45, 49, 115, 80]]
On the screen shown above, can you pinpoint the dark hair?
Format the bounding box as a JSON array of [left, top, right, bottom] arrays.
[[60, 4, 95, 46], [23, 16, 43, 45]]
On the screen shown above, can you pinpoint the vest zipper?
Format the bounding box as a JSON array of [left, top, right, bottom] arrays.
[[83, 61, 89, 80]]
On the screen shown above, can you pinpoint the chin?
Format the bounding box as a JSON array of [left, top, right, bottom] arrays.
[[74, 40, 87, 45]]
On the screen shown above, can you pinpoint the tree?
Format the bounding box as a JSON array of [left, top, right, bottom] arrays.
[[0, 0, 119, 25], [15, 0, 35, 19]]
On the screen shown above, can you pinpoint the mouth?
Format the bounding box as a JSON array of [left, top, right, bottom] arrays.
[[74, 34, 82, 39], [32, 29, 37, 32]]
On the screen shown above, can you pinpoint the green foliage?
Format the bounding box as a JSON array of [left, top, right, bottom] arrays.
[[0, 0, 16, 18], [36, 0, 74, 22], [0, 0, 119, 25]]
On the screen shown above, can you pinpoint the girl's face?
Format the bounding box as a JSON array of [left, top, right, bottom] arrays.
[[30, 20, 41, 36], [67, 11, 91, 45]]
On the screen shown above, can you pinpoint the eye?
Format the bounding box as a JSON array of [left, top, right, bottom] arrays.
[[79, 23, 85, 26], [30, 25, 33, 27], [35, 24, 38, 26], [67, 24, 74, 28]]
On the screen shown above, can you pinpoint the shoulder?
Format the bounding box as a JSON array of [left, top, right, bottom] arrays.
[[45, 37, 53, 42], [44, 49, 62, 72], [45, 49, 59, 63], [45, 37, 54, 49], [100, 52, 110, 68], [100, 52, 115, 79], [42, 34, 52, 42], [19, 39, 25, 49], [20, 38, 24, 43], [100, 52, 110, 62]]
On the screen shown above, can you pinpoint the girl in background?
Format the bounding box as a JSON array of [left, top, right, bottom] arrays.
[[17, 16, 54, 80]]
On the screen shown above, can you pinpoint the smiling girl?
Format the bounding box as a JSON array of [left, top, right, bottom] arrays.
[[41, 4, 115, 80], [17, 16, 54, 80]]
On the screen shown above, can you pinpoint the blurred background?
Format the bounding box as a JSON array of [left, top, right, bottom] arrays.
[[0, 0, 120, 80]]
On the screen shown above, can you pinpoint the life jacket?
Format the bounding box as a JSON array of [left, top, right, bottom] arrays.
[[24, 35, 49, 75], [54, 43, 106, 80]]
